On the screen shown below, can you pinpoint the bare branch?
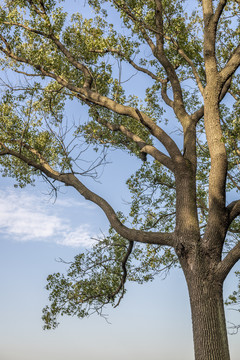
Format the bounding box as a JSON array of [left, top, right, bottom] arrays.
[[228, 173, 240, 192], [89, 48, 164, 83]]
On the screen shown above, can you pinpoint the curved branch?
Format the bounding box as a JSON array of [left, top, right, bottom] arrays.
[[161, 82, 174, 108], [227, 200, 240, 225], [0, 143, 174, 247], [213, 0, 228, 26], [220, 45, 240, 86], [61, 172, 175, 246], [216, 241, 240, 282], [0, 32, 182, 167]]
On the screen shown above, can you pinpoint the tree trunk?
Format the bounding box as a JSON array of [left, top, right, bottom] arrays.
[[187, 275, 230, 360]]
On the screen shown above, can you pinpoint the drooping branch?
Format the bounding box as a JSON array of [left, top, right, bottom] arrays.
[[111, 240, 134, 307]]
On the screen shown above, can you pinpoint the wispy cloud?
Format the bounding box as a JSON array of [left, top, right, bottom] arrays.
[[58, 225, 97, 247], [0, 189, 97, 247]]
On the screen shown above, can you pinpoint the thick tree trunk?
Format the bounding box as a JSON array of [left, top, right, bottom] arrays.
[[187, 276, 230, 360]]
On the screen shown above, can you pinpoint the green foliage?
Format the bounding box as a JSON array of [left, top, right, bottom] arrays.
[[42, 229, 178, 329], [126, 161, 176, 231], [0, 0, 240, 329]]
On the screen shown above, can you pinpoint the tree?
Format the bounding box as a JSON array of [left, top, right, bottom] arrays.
[[0, 0, 240, 358]]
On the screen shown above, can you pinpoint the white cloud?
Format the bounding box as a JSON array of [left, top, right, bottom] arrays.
[[58, 225, 97, 247], [0, 189, 97, 247]]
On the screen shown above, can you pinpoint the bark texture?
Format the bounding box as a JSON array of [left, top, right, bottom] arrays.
[[184, 266, 230, 360]]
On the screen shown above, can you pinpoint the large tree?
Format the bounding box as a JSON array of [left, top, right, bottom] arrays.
[[0, 0, 240, 358]]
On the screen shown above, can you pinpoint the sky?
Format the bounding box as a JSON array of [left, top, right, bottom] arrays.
[[0, 175, 239, 360], [0, 1, 240, 360]]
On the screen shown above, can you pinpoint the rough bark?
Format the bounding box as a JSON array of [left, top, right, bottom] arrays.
[[179, 246, 231, 360], [188, 277, 230, 360]]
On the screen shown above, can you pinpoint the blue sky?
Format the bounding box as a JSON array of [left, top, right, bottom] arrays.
[[0, 155, 239, 360], [0, 1, 240, 359]]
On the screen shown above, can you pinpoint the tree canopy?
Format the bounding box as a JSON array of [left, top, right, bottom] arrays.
[[1, 1, 240, 358]]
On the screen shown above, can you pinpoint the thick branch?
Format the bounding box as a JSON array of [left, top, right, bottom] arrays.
[[0, 143, 174, 246], [202, 0, 219, 80], [134, 108, 182, 163], [61, 173, 174, 246], [227, 200, 240, 225], [220, 45, 240, 86], [92, 112, 174, 171], [216, 242, 240, 282], [213, 0, 228, 26]]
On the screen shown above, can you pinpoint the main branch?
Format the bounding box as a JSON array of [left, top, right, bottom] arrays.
[[0, 143, 174, 247]]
